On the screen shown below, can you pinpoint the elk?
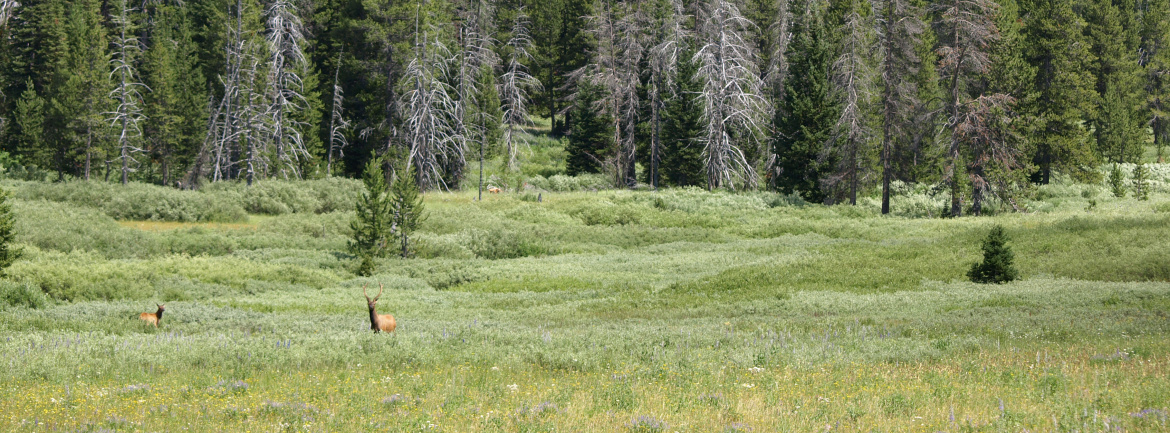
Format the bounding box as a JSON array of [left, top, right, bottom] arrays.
[[487, 186, 501, 194], [138, 304, 165, 327], [364, 284, 396, 333]]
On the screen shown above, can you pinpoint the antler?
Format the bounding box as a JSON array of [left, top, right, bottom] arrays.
[[375, 283, 384, 302], [362, 284, 370, 302]]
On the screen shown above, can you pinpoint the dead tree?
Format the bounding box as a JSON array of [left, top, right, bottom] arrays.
[[108, 0, 148, 185], [326, 51, 351, 176], [875, 0, 925, 214], [646, 0, 689, 190], [0, 0, 16, 29], [458, 0, 499, 199], [500, 9, 542, 172], [265, 0, 311, 180], [399, 15, 462, 191], [694, 0, 768, 191], [826, 2, 876, 205], [580, 1, 642, 187], [934, 0, 1003, 216]]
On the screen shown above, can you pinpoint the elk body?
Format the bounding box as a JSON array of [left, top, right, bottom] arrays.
[[138, 304, 165, 327], [364, 284, 396, 333], [487, 187, 501, 194]]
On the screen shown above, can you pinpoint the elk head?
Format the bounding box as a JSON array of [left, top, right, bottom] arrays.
[[363, 284, 396, 333]]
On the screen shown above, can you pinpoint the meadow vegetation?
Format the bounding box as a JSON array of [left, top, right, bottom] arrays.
[[1, 153, 1169, 431]]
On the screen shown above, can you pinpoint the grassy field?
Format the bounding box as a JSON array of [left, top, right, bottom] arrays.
[[1, 161, 1169, 431]]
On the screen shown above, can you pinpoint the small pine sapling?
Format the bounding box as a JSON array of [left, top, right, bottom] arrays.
[[0, 186, 21, 276], [968, 225, 1019, 284], [349, 157, 392, 276], [390, 164, 426, 258], [1131, 163, 1149, 201], [1108, 163, 1127, 198]]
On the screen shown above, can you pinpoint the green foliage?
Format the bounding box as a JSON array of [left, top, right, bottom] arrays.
[[1109, 163, 1127, 197], [968, 225, 1019, 284], [349, 158, 391, 275], [1131, 163, 1150, 200], [391, 163, 426, 258], [0, 281, 46, 309], [773, 3, 837, 203], [660, 51, 705, 188], [566, 81, 613, 176], [0, 186, 21, 275]]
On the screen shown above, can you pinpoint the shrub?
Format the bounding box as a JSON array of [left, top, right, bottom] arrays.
[[0, 280, 46, 309], [968, 225, 1019, 284]]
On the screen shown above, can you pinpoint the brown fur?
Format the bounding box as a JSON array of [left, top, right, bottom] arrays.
[[364, 284, 396, 333], [487, 187, 501, 194], [139, 304, 165, 327]]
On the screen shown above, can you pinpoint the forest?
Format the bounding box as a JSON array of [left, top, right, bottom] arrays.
[[1, 0, 1167, 212]]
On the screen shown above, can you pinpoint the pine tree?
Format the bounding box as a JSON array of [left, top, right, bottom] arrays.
[[0, 185, 20, 276], [566, 80, 614, 175], [1020, 0, 1098, 184], [349, 156, 391, 276], [12, 81, 47, 169], [877, 0, 926, 214], [1131, 162, 1149, 200], [968, 225, 1018, 284], [1087, 0, 1145, 164], [826, 0, 876, 205], [55, 0, 110, 181], [774, 0, 837, 202], [660, 50, 705, 187], [1141, 0, 1170, 162], [1108, 162, 1126, 197], [390, 163, 425, 258]]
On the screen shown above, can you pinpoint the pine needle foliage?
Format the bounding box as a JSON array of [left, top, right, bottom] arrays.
[[968, 225, 1018, 284], [390, 163, 426, 258], [0, 186, 22, 276], [349, 157, 391, 275]]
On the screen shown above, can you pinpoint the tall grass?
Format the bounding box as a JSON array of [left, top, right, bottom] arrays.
[[1, 162, 1169, 431]]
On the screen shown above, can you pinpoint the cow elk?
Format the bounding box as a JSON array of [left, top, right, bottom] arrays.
[[139, 304, 165, 327], [487, 186, 501, 194], [364, 284, 396, 333]]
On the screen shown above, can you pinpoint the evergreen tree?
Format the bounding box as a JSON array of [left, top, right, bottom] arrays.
[[876, 0, 926, 214], [1087, 0, 1145, 164], [1131, 162, 1149, 200], [349, 156, 392, 276], [773, 0, 837, 202], [390, 162, 425, 258], [566, 80, 613, 175], [660, 51, 705, 187], [12, 82, 47, 169], [1108, 162, 1126, 197], [1141, 0, 1170, 162], [968, 225, 1018, 284], [0, 185, 20, 276], [1020, 0, 1098, 184], [54, 0, 109, 181]]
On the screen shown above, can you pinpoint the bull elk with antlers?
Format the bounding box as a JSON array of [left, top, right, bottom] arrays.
[[364, 284, 396, 333]]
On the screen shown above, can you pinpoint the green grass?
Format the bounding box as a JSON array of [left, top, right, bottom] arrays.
[[1, 161, 1169, 431]]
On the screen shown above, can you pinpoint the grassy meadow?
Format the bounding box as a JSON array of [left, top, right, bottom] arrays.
[[1, 150, 1169, 431]]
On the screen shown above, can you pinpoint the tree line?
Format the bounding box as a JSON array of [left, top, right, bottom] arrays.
[[0, 0, 1167, 215]]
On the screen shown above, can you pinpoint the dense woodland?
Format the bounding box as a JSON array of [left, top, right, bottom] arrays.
[[0, 0, 1168, 214]]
